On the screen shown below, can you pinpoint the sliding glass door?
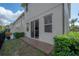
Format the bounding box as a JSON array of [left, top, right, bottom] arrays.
[[31, 19, 39, 38]]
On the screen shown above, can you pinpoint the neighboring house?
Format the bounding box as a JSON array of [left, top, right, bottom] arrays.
[[6, 23, 14, 33], [9, 12, 25, 33], [24, 3, 71, 45]]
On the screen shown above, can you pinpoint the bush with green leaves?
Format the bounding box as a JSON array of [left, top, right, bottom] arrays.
[[13, 32, 25, 39], [52, 32, 79, 56]]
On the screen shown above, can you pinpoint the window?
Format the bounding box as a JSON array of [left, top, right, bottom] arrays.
[[31, 21, 34, 38], [26, 23, 29, 32], [44, 14, 52, 32]]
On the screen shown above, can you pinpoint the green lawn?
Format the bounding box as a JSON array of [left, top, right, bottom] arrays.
[[0, 38, 46, 56], [0, 39, 21, 55]]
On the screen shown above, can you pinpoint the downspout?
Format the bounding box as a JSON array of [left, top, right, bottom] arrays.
[[21, 16, 23, 32], [62, 3, 65, 34]]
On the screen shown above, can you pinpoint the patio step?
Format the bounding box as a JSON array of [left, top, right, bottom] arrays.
[[21, 37, 54, 54]]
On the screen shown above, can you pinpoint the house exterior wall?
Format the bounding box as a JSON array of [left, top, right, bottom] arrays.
[[9, 3, 70, 45], [9, 24, 14, 33], [9, 13, 25, 33], [15, 16, 24, 32], [24, 3, 70, 45], [63, 4, 70, 33]]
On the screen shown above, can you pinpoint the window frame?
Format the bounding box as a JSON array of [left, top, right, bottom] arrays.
[[26, 23, 29, 32], [44, 13, 53, 32]]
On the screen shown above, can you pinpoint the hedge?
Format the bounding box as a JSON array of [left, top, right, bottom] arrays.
[[13, 32, 25, 39], [52, 32, 79, 56]]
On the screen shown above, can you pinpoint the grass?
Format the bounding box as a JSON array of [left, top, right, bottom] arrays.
[[0, 38, 46, 56], [0, 39, 21, 56]]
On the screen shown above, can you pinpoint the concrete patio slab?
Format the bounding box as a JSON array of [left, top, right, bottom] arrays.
[[21, 37, 54, 54]]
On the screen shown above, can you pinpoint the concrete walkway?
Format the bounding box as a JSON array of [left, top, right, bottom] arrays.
[[17, 41, 46, 56], [0, 39, 46, 56], [0, 37, 53, 56], [21, 37, 54, 54]]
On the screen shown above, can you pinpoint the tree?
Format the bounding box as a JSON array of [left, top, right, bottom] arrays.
[[70, 18, 78, 31], [0, 26, 6, 32], [21, 3, 28, 11], [21, 3, 28, 8]]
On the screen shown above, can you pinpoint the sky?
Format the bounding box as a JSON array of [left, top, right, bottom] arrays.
[[71, 3, 79, 25], [0, 3, 24, 26], [0, 3, 79, 26]]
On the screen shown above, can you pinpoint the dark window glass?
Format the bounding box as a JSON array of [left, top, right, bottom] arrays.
[[31, 21, 34, 38], [35, 20, 39, 30], [35, 20, 39, 38], [31, 19, 39, 38], [26, 23, 29, 32], [35, 30, 39, 38], [45, 25, 52, 32], [44, 14, 52, 24]]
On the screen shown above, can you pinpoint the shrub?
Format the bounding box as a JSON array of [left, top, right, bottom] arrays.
[[13, 32, 25, 39], [52, 32, 79, 56]]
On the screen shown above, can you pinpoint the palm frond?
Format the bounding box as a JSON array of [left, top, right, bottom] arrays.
[[21, 3, 28, 8]]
